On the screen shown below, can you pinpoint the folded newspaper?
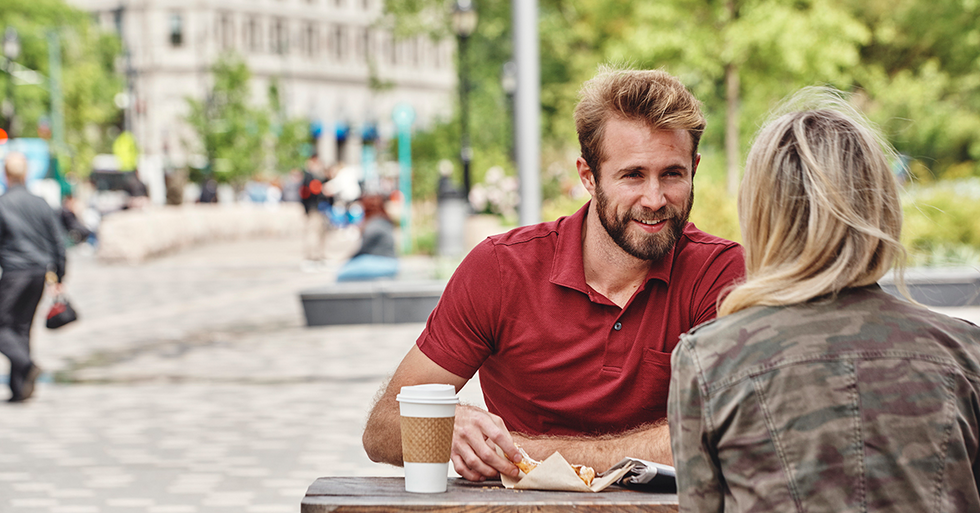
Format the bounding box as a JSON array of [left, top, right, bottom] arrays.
[[604, 457, 677, 493]]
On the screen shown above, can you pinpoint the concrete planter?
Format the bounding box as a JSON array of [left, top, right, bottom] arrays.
[[300, 280, 447, 326], [879, 267, 980, 307]]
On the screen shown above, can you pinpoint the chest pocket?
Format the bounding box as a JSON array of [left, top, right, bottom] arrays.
[[640, 348, 673, 419]]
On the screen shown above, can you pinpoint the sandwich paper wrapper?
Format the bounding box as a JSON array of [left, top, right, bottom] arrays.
[[498, 451, 633, 493]]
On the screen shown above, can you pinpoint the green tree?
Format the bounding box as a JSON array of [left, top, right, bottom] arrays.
[[607, 0, 868, 194], [185, 54, 269, 186], [268, 79, 310, 174], [847, 0, 980, 178], [1, 0, 123, 176], [383, 0, 980, 204]]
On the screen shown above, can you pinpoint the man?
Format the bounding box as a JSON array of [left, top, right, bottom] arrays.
[[0, 152, 66, 402], [299, 154, 330, 267], [362, 68, 744, 481]]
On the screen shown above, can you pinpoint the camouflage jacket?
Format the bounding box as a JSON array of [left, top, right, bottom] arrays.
[[668, 285, 980, 512]]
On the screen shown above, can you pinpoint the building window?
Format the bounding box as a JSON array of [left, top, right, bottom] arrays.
[[246, 17, 262, 53], [169, 13, 183, 47], [359, 28, 370, 62], [434, 41, 445, 69], [304, 22, 318, 57], [387, 35, 400, 66], [331, 25, 347, 61], [271, 18, 288, 54], [219, 13, 234, 50], [113, 9, 123, 36]]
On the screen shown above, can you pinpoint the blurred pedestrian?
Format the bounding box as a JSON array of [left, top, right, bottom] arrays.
[[198, 177, 219, 204], [124, 169, 149, 209], [336, 193, 398, 281], [281, 169, 302, 203], [0, 152, 66, 402], [59, 194, 94, 246], [300, 154, 331, 269]]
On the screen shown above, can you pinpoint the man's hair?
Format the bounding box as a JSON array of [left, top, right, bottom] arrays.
[[574, 66, 705, 177], [4, 152, 28, 184], [719, 87, 906, 316]]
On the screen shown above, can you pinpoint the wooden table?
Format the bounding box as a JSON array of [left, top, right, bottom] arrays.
[[302, 476, 679, 512]]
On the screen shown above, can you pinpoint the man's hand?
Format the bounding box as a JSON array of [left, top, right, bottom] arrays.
[[510, 420, 673, 473], [450, 404, 522, 481]]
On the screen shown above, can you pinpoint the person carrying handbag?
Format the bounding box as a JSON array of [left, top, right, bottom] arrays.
[[0, 152, 67, 403]]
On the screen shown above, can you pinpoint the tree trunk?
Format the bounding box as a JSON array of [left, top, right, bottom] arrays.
[[725, 62, 741, 197]]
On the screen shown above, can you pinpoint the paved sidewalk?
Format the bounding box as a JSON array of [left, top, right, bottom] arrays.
[[3, 229, 979, 513], [0, 230, 484, 513]]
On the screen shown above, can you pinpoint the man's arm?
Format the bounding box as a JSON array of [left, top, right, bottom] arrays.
[[41, 202, 66, 282], [512, 419, 672, 473], [362, 345, 523, 481]]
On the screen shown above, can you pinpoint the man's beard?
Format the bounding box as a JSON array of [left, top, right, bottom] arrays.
[[595, 182, 693, 261]]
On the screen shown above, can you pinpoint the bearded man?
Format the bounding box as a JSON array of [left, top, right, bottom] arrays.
[[362, 67, 744, 480]]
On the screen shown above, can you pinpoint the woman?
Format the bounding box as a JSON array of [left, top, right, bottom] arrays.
[[668, 89, 980, 512], [336, 193, 398, 281]]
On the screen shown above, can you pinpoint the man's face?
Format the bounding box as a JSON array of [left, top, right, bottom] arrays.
[[580, 117, 697, 261]]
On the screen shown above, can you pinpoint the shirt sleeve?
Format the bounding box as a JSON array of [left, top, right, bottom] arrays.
[[691, 244, 745, 327], [47, 205, 67, 281], [669, 335, 725, 513], [415, 238, 501, 379]]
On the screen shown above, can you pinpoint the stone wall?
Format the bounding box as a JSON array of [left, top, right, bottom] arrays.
[[96, 203, 305, 263]]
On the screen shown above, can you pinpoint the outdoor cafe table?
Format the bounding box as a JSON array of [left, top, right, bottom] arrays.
[[302, 476, 679, 512]]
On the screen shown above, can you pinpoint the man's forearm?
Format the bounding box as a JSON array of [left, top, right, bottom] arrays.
[[513, 420, 672, 472], [362, 382, 405, 466]]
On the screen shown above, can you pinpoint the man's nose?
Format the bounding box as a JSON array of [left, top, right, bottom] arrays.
[[638, 179, 667, 212]]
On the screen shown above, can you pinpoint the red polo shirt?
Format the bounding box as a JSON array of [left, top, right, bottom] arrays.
[[417, 203, 744, 436]]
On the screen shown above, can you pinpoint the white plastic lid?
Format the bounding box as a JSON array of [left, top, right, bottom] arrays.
[[396, 384, 460, 405]]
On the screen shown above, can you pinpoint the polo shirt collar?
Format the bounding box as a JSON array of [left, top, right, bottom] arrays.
[[550, 200, 678, 294]]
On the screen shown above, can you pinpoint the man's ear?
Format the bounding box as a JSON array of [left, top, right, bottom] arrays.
[[692, 153, 701, 179], [577, 157, 596, 196]]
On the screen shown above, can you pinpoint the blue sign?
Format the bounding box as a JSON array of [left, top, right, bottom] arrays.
[[310, 120, 323, 139], [335, 121, 350, 142]]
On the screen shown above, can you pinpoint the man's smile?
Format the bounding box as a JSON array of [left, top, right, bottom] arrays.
[[632, 218, 668, 233]]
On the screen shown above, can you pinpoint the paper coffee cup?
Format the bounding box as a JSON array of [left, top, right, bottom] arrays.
[[396, 384, 459, 493]]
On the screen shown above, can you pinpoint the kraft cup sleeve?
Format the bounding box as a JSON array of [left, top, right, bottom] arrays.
[[401, 416, 455, 463]]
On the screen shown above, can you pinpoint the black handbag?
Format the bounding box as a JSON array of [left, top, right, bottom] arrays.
[[46, 294, 78, 329]]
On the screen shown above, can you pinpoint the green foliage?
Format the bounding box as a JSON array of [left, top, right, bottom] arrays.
[[689, 149, 741, 243], [268, 79, 309, 173], [185, 54, 268, 185], [902, 179, 980, 266], [1, 0, 123, 176], [184, 54, 309, 185], [382, 0, 980, 259]]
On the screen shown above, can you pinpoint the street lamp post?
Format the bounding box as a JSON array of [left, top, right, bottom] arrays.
[[3, 27, 21, 136], [452, 0, 477, 206], [501, 61, 517, 164]]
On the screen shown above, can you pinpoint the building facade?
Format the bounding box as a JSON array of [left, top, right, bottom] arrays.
[[68, 0, 456, 187]]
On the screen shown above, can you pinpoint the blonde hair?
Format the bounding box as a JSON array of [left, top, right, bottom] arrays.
[[574, 66, 705, 177], [719, 87, 906, 316]]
